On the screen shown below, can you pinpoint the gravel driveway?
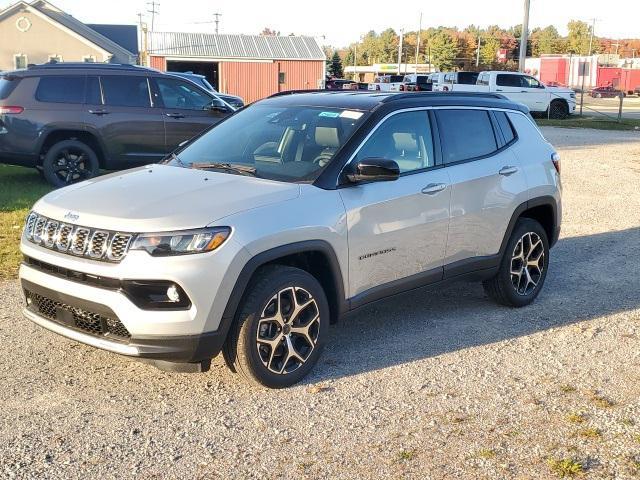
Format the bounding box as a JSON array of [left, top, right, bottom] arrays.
[[1, 127, 639, 479]]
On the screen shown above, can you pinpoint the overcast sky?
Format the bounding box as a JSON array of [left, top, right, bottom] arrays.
[[3, 0, 637, 47]]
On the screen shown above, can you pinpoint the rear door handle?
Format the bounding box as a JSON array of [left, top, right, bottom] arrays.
[[421, 183, 447, 195], [165, 113, 185, 119], [88, 109, 109, 115], [495, 89, 503, 92], [499, 165, 519, 176]]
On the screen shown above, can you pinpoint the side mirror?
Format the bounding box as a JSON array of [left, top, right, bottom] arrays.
[[347, 158, 400, 183], [207, 103, 233, 114]]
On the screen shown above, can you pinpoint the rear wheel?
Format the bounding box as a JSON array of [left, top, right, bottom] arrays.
[[548, 100, 569, 119], [483, 218, 549, 307], [42, 139, 99, 188], [223, 265, 329, 388]]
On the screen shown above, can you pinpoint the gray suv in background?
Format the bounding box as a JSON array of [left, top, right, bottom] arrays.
[[0, 63, 234, 187], [20, 91, 561, 388]]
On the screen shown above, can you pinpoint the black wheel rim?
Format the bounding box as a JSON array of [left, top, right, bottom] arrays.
[[52, 148, 91, 184]]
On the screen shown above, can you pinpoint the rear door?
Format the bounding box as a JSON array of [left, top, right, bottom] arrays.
[[152, 76, 229, 152], [85, 75, 165, 168], [435, 108, 527, 275], [339, 109, 451, 299]]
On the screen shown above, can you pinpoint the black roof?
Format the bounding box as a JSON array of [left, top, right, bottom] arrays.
[[87, 24, 139, 55], [262, 90, 528, 114]]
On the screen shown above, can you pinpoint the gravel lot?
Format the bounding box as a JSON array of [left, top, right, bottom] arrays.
[[1, 127, 639, 479]]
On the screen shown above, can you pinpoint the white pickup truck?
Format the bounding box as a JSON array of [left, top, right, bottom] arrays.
[[455, 71, 576, 119], [368, 75, 404, 92]]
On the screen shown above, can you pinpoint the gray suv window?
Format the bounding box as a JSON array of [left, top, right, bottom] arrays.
[[436, 109, 497, 164], [101, 76, 151, 108], [35, 76, 85, 104], [355, 110, 435, 174], [156, 77, 214, 110]]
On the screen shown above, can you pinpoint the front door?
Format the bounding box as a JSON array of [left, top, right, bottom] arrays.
[[86, 75, 166, 168], [338, 110, 451, 299], [153, 77, 229, 153]]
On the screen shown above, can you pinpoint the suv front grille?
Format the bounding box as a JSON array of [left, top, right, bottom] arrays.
[[24, 289, 131, 340], [24, 212, 134, 263]]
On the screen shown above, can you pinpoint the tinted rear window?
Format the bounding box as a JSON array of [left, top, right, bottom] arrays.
[[35, 76, 85, 103], [436, 109, 497, 163], [101, 76, 151, 107], [457, 72, 479, 84], [496, 74, 522, 87], [494, 111, 516, 144], [0, 76, 20, 100]]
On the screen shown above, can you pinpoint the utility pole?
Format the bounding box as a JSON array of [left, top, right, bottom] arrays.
[[518, 0, 531, 72], [415, 13, 422, 73], [146, 1, 159, 33], [476, 34, 481, 67], [213, 12, 222, 35], [397, 28, 404, 75], [587, 18, 596, 56], [353, 43, 357, 81]]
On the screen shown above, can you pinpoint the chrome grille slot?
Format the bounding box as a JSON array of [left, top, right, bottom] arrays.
[[24, 213, 134, 262], [55, 224, 73, 251], [107, 234, 133, 261], [70, 227, 90, 255], [43, 220, 59, 248], [88, 231, 109, 259], [33, 217, 47, 244]]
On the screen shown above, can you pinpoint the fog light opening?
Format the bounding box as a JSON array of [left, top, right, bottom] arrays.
[[166, 284, 180, 303]]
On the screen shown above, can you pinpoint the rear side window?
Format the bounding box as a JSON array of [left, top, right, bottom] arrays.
[[436, 109, 497, 163], [0, 76, 20, 100], [35, 76, 85, 103], [101, 76, 151, 107], [494, 111, 516, 144]]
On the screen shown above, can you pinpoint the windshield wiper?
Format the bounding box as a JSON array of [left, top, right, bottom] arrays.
[[190, 162, 257, 177], [164, 152, 188, 168]]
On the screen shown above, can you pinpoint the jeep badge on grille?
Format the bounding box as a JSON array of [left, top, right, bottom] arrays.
[[63, 211, 79, 222]]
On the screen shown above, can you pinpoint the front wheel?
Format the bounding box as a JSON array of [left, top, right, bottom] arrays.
[[223, 265, 329, 388], [42, 139, 100, 188], [483, 218, 549, 307], [548, 100, 569, 119]]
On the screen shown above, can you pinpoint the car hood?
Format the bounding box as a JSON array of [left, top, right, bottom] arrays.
[[547, 86, 575, 95], [33, 165, 300, 232]]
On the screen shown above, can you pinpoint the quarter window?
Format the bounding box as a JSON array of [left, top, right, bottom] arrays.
[[156, 77, 215, 110], [494, 111, 516, 144], [35, 76, 85, 104], [101, 76, 151, 107], [354, 110, 435, 174], [436, 109, 497, 163]]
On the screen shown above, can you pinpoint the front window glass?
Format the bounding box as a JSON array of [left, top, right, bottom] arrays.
[[522, 75, 541, 88], [354, 111, 435, 174], [165, 105, 366, 182], [156, 77, 215, 110]]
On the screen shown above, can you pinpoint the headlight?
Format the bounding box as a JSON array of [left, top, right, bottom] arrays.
[[569, 93, 576, 99], [130, 227, 231, 256]]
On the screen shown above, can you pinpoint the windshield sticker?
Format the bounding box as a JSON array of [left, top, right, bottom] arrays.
[[318, 111, 340, 118], [340, 110, 364, 120]]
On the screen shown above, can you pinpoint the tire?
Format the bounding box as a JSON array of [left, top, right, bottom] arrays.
[[42, 139, 100, 188], [223, 265, 329, 388], [595, 93, 602, 98], [548, 100, 569, 119], [483, 218, 550, 308]]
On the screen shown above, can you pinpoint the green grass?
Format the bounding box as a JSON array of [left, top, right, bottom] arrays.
[[0, 165, 53, 279], [536, 116, 640, 131], [547, 458, 585, 477]]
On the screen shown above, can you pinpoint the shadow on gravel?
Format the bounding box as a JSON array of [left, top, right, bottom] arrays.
[[309, 227, 640, 384]]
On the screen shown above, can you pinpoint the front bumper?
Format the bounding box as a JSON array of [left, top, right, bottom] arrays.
[[21, 278, 227, 364]]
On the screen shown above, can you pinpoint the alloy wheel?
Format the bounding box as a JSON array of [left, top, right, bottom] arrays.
[[53, 148, 91, 184], [510, 232, 545, 296], [256, 286, 320, 374]]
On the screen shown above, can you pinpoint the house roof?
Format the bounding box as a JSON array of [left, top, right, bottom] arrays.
[[147, 32, 325, 61], [0, 1, 137, 63], [87, 24, 139, 55]]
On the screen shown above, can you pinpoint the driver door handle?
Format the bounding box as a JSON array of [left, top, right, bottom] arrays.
[[88, 109, 109, 115], [421, 183, 447, 195], [165, 112, 185, 119], [499, 165, 519, 176]]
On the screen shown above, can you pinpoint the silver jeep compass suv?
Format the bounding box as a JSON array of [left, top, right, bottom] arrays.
[[20, 91, 561, 388]]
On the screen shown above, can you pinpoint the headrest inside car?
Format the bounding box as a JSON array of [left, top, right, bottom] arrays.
[[315, 127, 340, 148]]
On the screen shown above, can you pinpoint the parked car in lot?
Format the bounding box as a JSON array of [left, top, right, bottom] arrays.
[[635, 85, 640, 96], [20, 90, 562, 388], [399, 74, 433, 91], [0, 63, 234, 187], [589, 86, 625, 98], [433, 71, 480, 92], [325, 78, 353, 90], [368, 74, 404, 91], [428, 72, 448, 92], [167, 71, 245, 109], [457, 71, 576, 118]]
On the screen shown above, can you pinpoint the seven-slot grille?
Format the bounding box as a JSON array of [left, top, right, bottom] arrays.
[[24, 212, 133, 262]]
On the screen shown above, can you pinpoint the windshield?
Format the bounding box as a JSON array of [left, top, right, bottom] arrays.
[[164, 105, 367, 182]]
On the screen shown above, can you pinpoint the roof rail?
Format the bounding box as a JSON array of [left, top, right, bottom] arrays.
[[381, 91, 507, 102], [27, 62, 154, 72]]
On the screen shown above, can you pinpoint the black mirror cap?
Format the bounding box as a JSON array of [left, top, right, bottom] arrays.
[[347, 158, 400, 183]]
